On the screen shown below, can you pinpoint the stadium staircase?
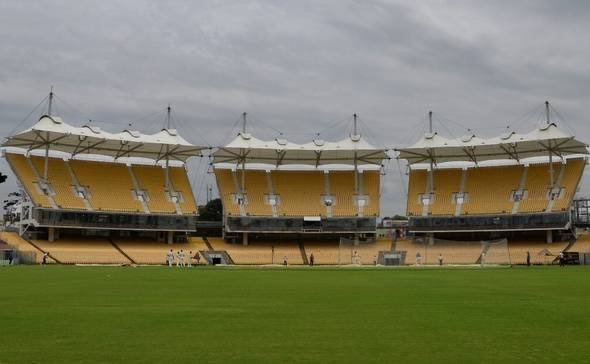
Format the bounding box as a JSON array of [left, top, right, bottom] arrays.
[[199, 237, 235, 264], [202, 237, 214, 252], [108, 238, 136, 264], [298, 239, 309, 265], [23, 235, 62, 264], [200, 250, 234, 265], [562, 236, 577, 252]]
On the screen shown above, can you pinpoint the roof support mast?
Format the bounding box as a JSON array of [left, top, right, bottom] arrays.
[[546, 100, 555, 188], [165, 105, 171, 190], [353, 114, 359, 194], [44, 86, 54, 181], [241, 112, 247, 195], [425, 111, 434, 216]]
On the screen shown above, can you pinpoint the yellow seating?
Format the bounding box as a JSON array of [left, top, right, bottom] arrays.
[[7, 153, 197, 215], [273, 171, 324, 216], [215, 168, 378, 218], [168, 167, 198, 214], [362, 171, 381, 216], [215, 169, 241, 215], [132, 165, 176, 214], [551, 159, 586, 212], [33, 237, 129, 264], [301, 239, 344, 264], [71, 159, 143, 213], [244, 170, 272, 216], [330, 171, 357, 216], [518, 163, 553, 213], [338, 239, 391, 264], [406, 169, 427, 216], [113, 237, 209, 264], [430, 169, 462, 215], [570, 233, 590, 253], [0, 231, 44, 263], [29, 156, 86, 210], [5, 153, 52, 208], [395, 238, 483, 264], [507, 240, 569, 265], [408, 160, 585, 216], [462, 165, 521, 215], [207, 237, 303, 264]]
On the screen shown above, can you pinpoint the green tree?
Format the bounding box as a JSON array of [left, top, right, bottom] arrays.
[[198, 198, 223, 221]]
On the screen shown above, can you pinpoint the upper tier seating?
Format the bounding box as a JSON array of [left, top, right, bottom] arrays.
[[407, 159, 585, 216], [273, 171, 324, 216], [244, 170, 273, 216], [168, 167, 198, 214], [462, 165, 521, 215], [6, 153, 53, 208], [518, 163, 554, 213], [215, 168, 241, 215], [132, 165, 177, 214], [361, 170, 381, 217], [6, 153, 197, 215], [214, 168, 380, 217], [70, 159, 143, 212], [406, 169, 427, 216], [429, 169, 462, 215], [29, 156, 86, 210]]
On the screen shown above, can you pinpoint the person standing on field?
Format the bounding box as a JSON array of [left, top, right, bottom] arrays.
[[480, 252, 486, 267], [194, 251, 201, 265], [559, 251, 565, 266], [526, 251, 531, 266], [438, 253, 443, 266], [309, 253, 314, 266], [187, 251, 193, 267], [166, 249, 174, 267], [415, 251, 422, 266], [179, 250, 186, 267]]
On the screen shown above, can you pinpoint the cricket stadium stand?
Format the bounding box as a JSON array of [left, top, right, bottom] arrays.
[[396, 104, 588, 245], [2, 106, 204, 245], [212, 114, 388, 245]]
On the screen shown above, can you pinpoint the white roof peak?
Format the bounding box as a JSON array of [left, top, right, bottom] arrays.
[[2, 115, 205, 161], [397, 123, 588, 165], [214, 131, 387, 166]]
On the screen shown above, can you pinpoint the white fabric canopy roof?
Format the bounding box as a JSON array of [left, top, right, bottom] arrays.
[[2, 115, 206, 162], [213, 132, 388, 166], [396, 123, 588, 164]]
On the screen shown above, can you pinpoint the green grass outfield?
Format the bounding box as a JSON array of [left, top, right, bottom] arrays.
[[1, 266, 589, 363]]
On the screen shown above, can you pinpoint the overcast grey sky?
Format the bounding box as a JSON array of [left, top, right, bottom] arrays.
[[1, 0, 589, 216]]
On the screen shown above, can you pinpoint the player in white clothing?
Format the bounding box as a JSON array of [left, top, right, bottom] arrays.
[[166, 249, 174, 267], [179, 250, 186, 267]]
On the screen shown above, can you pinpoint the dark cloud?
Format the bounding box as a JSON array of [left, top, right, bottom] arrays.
[[1, 0, 589, 216]]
